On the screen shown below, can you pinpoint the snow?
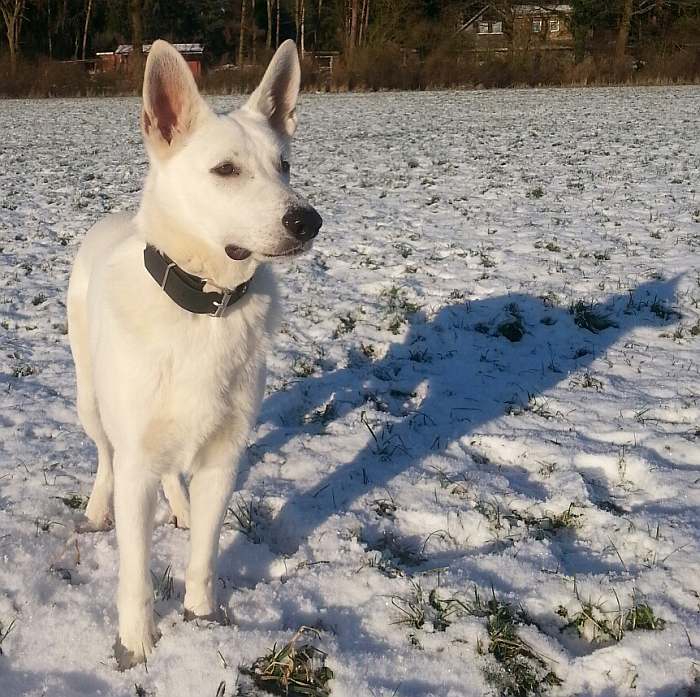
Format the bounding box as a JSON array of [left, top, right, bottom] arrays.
[[1, 87, 699, 697]]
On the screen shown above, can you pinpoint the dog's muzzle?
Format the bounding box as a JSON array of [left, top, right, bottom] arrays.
[[282, 205, 322, 242], [224, 205, 322, 262]]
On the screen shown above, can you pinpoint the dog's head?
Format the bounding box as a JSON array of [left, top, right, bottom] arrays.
[[140, 40, 321, 266]]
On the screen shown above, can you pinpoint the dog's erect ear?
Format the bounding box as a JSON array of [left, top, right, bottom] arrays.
[[243, 40, 300, 138], [141, 40, 209, 158]]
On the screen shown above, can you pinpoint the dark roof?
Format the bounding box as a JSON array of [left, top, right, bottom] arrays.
[[115, 43, 204, 56]]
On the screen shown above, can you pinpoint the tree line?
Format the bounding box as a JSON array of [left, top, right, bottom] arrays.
[[2, 1, 700, 91]]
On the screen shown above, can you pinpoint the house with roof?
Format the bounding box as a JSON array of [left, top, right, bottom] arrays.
[[96, 43, 205, 77], [459, 4, 574, 54]]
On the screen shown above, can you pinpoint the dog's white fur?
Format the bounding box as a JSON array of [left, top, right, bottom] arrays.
[[67, 39, 314, 668]]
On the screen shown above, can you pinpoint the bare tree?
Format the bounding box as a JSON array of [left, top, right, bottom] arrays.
[[616, 0, 634, 66], [251, 0, 257, 61], [300, 0, 305, 55], [358, 0, 369, 46], [129, 0, 144, 79], [0, 0, 25, 74], [239, 0, 247, 64], [276, 0, 280, 47], [614, 0, 682, 66], [81, 0, 93, 61], [266, 0, 273, 48], [348, 0, 359, 54], [47, 0, 52, 58], [294, 0, 299, 44]]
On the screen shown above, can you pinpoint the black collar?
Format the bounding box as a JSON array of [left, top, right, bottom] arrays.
[[143, 244, 251, 317]]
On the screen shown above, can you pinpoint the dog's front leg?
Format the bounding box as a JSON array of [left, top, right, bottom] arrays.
[[113, 452, 161, 669], [184, 436, 241, 621]]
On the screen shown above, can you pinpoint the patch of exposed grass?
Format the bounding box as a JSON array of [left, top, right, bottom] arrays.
[[303, 401, 337, 427], [151, 564, 174, 602], [359, 342, 375, 359], [408, 346, 432, 363], [227, 495, 270, 544], [569, 371, 604, 392], [506, 392, 561, 420], [560, 591, 666, 643], [291, 358, 315, 378], [360, 411, 409, 461], [332, 313, 357, 338], [371, 497, 398, 519], [479, 250, 497, 268], [391, 582, 459, 632], [238, 627, 333, 697], [363, 530, 426, 570], [475, 500, 580, 541], [569, 301, 618, 333], [57, 493, 87, 510], [497, 303, 526, 342], [429, 465, 470, 497], [475, 303, 526, 342], [469, 589, 562, 697], [518, 504, 582, 540], [380, 285, 420, 334], [650, 296, 682, 321], [390, 583, 563, 695], [12, 363, 35, 378], [418, 587, 563, 697]]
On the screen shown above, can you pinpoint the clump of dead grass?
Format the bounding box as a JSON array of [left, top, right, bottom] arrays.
[[238, 627, 334, 697]]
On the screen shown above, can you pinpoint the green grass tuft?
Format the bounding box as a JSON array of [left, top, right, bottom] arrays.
[[380, 285, 420, 334], [561, 592, 666, 643]]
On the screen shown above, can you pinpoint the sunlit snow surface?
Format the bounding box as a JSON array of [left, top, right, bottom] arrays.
[[1, 88, 699, 696]]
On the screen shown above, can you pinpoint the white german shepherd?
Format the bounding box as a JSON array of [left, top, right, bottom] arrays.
[[67, 39, 321, 668]]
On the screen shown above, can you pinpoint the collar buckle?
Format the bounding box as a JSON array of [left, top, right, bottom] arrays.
[[211, 290, 232, 317], [161, 262, 177, 290]]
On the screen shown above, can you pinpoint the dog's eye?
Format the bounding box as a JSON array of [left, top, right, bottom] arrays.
[[280, 159, 290, 175], [212, 162, 240, 177]]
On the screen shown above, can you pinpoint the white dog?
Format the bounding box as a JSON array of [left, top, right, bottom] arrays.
[[67, 39, 321, 668]]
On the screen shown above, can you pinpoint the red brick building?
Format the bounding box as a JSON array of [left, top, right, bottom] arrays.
[[97, 43, 205, 78]]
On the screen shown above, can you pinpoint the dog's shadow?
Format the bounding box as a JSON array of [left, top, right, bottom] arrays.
[[218, 277, 680, 587]]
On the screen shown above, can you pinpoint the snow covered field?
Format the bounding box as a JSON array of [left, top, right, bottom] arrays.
[[1, 87, 699, 697]]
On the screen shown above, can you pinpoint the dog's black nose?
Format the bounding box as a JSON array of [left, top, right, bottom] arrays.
[[282, 206, 322, 242]]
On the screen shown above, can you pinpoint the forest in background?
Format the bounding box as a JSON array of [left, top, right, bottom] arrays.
[[2, 1, 700, 96]]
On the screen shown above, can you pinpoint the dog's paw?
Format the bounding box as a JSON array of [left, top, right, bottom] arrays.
[[113, 623, 161, 670], [78, 507, 113, 533], [168, 508, 190, 529], [183, 605, 230, 625], [162, 476, 191, 529]]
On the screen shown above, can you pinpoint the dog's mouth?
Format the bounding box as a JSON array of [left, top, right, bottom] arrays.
[[225, 242, 311, 261], [224, 245, 253, 261]]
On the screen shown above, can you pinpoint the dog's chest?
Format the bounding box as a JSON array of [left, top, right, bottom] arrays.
[[138, 299, 271, 466]]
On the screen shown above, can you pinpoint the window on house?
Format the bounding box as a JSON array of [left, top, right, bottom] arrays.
[[532, 19, 542, 33], [549, 18, 560, 33], [478, 21, 490, 34], [492, 21, 503, 34]]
